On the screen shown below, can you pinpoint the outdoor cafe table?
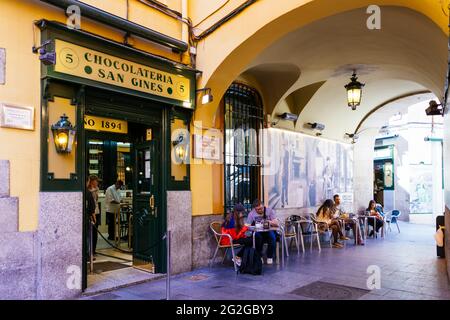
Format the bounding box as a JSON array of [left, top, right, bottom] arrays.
[[337, 216, 361, 244], [247, 226, 285, 267], [357, 215, 385, 239]]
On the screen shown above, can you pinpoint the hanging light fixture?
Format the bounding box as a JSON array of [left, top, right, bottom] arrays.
[[197, 88, 214, 105], [345, 71, 365, 110], [51, 114, 76, 153]]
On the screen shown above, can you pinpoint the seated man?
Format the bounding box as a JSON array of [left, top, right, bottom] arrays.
[[332, 194, 364, 245], [246, 199, 279, 265]]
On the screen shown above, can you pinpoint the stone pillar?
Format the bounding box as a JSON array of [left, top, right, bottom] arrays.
[[0, 160, 10, 197], [167, 191, 192, 274], [0, 160, 37, 300], [37, 192, 83, 299], [353, 131, 377, 214], [393, 136, 410, 221], [192, 214, 222, 269], [432, 141, 444, 220]]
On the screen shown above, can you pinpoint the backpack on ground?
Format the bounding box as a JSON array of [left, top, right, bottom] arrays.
[[238, 246, 262, 275]]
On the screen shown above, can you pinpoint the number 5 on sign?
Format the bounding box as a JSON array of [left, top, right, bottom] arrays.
[[84, 115, 128, 134]]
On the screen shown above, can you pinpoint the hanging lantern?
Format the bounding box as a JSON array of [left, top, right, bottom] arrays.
[[175, 144, 186, 160], [51, 114, 76, 153], [345, 71, 365, 110]]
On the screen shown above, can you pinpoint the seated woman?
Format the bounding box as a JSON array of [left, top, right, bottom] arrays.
[[221, 204, 262, 266], [316, 199, 349, 248], [367, 200, 384, 236]]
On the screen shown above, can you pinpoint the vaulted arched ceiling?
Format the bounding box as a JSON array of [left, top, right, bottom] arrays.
[[240, 6, 447, 141]]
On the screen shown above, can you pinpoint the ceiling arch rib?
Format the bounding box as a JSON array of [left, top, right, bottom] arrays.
[[240, 63, 301, 116], [245, 6, 447, 141], [354, 90, 433, 135], [355, 91, 436, 137]]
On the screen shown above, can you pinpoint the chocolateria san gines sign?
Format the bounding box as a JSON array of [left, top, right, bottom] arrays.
[[54, 39, 191, 105]]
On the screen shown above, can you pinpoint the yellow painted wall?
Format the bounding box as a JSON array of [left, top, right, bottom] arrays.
[[1, 0, 448, 225], [0, 0, 186, 230], [47, 97, 77, 179]]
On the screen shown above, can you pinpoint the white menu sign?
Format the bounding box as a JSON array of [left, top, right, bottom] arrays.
[[193, 134, 221, 160], [0, 104, 34, 130]]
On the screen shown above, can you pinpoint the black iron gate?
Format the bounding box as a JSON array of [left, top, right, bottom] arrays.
[[224, 83, 264, 214]]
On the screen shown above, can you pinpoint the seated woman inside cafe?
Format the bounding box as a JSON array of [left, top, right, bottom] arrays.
[[221, 203, 262, 267], [316, 199, 350, 248], [367, 200, 384, 237]]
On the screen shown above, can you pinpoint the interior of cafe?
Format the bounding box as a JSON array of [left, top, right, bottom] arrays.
[[85, 117, 161, 286]]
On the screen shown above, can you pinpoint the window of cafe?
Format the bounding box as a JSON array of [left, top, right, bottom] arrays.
[[224, 83, 264, 213]]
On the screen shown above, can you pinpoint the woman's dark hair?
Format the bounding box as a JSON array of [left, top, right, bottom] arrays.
[[316, 199, 334, 217], [233, 210, 245, 233], [233, 203, 246, 233], [222, 208, 245, 232], [367, 200, 376, 211], [86, 175, 98, 189]]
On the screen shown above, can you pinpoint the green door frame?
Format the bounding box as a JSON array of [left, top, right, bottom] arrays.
[[38, 22, 196, 290], [81, 90, 169, 291]]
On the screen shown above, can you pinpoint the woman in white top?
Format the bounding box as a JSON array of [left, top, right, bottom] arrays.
[[316, 199, 349, 248]]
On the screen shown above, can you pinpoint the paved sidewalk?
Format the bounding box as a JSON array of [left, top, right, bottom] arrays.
[[82, 222, 450, 300]]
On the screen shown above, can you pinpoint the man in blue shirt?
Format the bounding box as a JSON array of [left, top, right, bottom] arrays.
[[246, 199, 279, 264]]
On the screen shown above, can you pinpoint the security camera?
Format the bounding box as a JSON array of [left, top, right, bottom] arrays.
[[32, 39, 56, 65], [279, 112, 298, 122], [308, 122, 325, 131], [425, 100, 443, 116], [345, 133, 359, 144], [345, 133, 359, 139], [39, 48, 56, 65]]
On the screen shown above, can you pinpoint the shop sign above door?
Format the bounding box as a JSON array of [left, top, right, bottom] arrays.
[[54, 39, 191, 106], [84, 115, 128, 134]]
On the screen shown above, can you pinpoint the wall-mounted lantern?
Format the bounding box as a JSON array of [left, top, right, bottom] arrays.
[[51, 114, 76, 154], [197, 88, 213, 105], [345, 71, 365, 110], [172, 132, 187, 162]]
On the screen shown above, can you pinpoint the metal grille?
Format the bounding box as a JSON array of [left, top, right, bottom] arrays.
[[224, 83, 264, 214]]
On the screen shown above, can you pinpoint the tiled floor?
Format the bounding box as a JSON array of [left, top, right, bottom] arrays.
[[83, 222, 450, 300], [85, 249, 160, 295]]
